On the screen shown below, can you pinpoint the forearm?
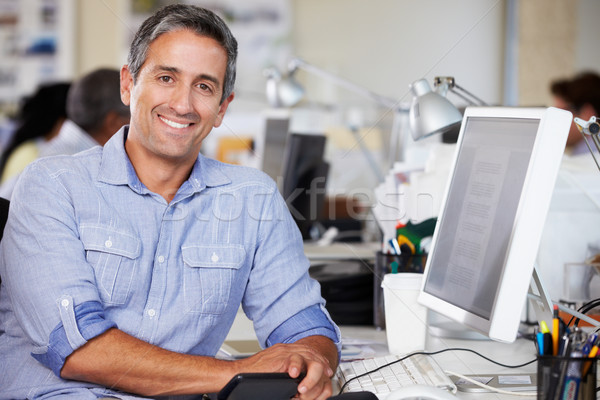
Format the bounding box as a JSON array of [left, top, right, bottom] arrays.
[[61, 328, 237, 397]]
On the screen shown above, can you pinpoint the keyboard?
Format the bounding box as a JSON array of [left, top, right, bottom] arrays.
[[337, 354, 457, 398]]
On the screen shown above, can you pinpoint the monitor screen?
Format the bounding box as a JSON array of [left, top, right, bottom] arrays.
[[260, 112, 290, 181], [418, 107, 572, 342], [280, 133, 329, 240]]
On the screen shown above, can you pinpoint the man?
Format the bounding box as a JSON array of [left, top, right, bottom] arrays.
[[551, 71, 600, 156], [0, 4, 340, 400], [0, 68, 130, 199]]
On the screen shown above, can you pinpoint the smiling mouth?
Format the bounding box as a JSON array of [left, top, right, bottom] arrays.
[[159, 115, 192, 129]]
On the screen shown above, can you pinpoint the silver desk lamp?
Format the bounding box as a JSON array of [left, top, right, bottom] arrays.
[[264, 58, 407, 182], [407, 76, 488, 141]]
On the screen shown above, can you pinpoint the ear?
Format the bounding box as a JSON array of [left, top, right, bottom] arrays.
[[213, 92, 235, 128], [120, 65, 134, 106]]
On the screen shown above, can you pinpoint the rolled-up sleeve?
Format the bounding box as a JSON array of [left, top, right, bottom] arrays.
[[267, 304, 340, 348], [1, 160, 114, 374], [31, 299, 116, 376], [242, 187, 341, 355]]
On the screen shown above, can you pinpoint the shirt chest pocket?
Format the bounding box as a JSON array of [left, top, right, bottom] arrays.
[[81, 225, 141, 305], [182, 245, 245, 315]]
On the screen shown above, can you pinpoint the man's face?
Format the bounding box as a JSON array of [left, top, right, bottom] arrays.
[[120, 29, 233, 166]]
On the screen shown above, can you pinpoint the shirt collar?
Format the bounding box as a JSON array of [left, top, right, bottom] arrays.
[[97, 126, 231, 194]]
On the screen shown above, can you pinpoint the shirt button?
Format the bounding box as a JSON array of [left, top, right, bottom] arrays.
[[61, 299, 69, 307], [158, 255, 165, 263], [105, 240, 113, 248], [211, 252, 219, 263], [147, 309, 156, 317]]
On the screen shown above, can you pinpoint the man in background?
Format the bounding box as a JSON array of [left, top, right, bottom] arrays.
[[40, 68, 130, 158]]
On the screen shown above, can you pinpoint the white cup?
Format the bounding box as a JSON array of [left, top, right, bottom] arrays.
[[382, 273, 427, 355]]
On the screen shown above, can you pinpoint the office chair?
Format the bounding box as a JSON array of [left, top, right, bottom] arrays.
[[0, 197, 8, 242], [0, 197, 8, 287]]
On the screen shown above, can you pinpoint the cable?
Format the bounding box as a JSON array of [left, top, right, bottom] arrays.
[[566, 297, 600, 327], [443, 370, 537, 397], [337, 348, 537, 395]]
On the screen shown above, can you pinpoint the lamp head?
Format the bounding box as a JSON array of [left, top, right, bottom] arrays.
[[408, 79, 462, 141], [264, 65, 305, 108]]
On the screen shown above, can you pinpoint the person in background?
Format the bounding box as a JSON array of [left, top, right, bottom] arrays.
[[0, 82, 71, 183], [551, 71, 600, 156], [39, 67, 130, 158], [0, 68, 130, 199], [0, 4, 339, 400]]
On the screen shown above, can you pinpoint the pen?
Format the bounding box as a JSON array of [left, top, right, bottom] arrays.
[[580, 333, 597, 358], [388, 238, 401, 255], [540, 320, 550, 334], [552, 304, 560, 356], [537, 332, 545, 356], [581, 337, 599, 377], [561, 350, 583, 400], [558, 333, 570, 357], [543, 332, 553, 356]]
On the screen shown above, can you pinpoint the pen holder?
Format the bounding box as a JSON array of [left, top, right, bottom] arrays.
[[373, 251, 427, 329], [537, 355, 597, 400]]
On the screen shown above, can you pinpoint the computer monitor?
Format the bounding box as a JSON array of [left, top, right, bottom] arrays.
[[418, 106, 573, 343], [280, 133, 330, 240], [259, 109, 290, 181]]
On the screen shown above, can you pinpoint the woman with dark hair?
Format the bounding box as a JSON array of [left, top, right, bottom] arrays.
[[0, 82, 70, 182], [551, 71, 600, 155]]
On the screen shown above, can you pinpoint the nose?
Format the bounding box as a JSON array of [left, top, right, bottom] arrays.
[[168, 83, 194, 116]]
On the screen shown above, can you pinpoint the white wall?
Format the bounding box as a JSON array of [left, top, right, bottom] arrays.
[[291, 0, 505, 108], [576, 0, 600, 72]]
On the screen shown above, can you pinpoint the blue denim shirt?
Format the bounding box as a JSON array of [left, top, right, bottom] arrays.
[[0, 126, 340, 399]]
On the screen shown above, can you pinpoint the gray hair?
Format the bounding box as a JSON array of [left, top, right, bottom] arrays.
[[127, 4, 238, 104], [66, 68, 130, 134]]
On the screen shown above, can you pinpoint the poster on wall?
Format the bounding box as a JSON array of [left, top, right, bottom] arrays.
[[0, 0, 73, 107], [0, 0, 74, 149]]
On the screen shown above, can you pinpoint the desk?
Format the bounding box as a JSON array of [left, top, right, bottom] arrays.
[[339, 326, 538, 399], [304, 241, 380, 263], [225, 318, 539, 399]]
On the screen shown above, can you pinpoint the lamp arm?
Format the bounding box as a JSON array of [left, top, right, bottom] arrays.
[[433, 76, 489, 107], [450, 83, 489, 106], [289, 58, 399, 110], [574, 116, 600, 173]]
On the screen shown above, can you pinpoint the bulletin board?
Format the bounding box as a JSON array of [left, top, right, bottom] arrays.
[[0, 0, 74, 148]]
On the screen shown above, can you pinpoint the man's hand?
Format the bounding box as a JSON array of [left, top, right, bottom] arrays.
[[235, 336, 339, 400]]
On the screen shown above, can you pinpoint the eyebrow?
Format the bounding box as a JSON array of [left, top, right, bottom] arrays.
[[153, 65, 222, 88]]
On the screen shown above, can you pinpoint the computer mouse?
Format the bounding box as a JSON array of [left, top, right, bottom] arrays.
[[384, 385, 457, 400]]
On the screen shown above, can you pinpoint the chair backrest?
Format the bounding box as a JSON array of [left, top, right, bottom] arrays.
[[0, 197, 8, 242], [0, 197, 7, 288]]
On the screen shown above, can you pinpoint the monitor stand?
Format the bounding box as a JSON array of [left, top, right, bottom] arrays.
[[426, 311, 489, 340], [427, 264, 600, 341]]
